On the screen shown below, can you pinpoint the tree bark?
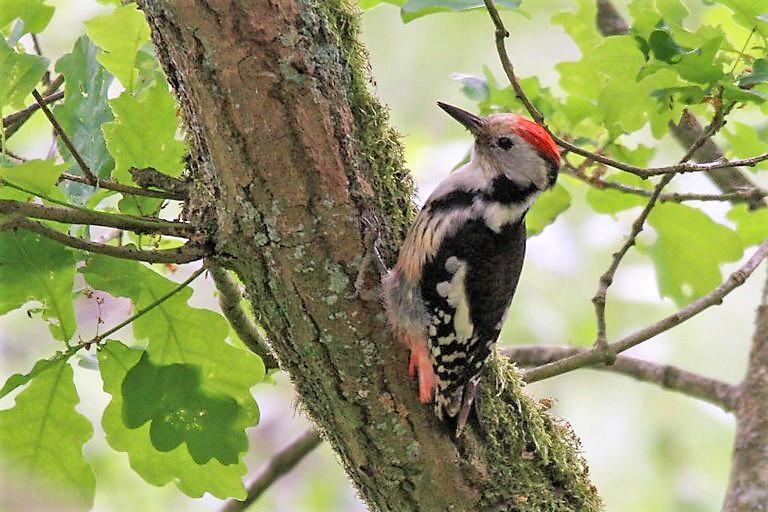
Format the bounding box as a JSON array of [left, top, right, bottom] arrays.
[[137, 1, 600, 510], [723, 271, 768, 511]]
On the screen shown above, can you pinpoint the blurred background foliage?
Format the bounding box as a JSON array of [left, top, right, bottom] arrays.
[[1, 0, 767, 511]]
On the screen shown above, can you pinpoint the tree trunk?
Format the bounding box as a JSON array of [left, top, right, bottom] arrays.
[[137, 1, 600, 510]]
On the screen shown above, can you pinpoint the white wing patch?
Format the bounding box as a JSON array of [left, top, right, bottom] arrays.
[[435, 256, 474, 343]]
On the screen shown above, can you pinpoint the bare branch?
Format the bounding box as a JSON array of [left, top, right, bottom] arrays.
[[2, 91, 64, 128], [592, 174, 673, 357], [31, 89, 98, 185], [58, 172, 186, 200], [723, 268, 768, 510], [524, 237, 768, 383], [502, 345, 737, 411], [1, 216, 207, 264], [219, 429, 323, 512], [0, 198, 194, 237], [129, 167, 187, 196], [209, 265, 279, 369], [564, 163, 768, 205], [2, 74, 64, 139]]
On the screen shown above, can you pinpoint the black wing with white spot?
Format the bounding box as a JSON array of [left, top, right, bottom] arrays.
[[420, 217, 526, 419]]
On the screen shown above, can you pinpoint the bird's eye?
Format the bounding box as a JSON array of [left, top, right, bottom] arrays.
[[497, 137, 514, 150]]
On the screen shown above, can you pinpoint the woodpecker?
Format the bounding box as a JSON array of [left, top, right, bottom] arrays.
[[383, 102, 560, 434]]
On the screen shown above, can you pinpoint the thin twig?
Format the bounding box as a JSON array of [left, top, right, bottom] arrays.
[[209, 265, 279, 369], [501, 345, 738, 412], [0, 198, 193, 237], [592, 174, 673, 357], [59, 172, 186, 200], [3, 74, 64, 140], [1, 216, 207, 264], [2, 91, 64, 128], [129, 167, 188, 196], [29, 34, 51, 86], [219, 429, 323, 512], [31, 89, 98, 185], [564, 163, 768, 204], [74, 266, 208, 350], [3, 148, 27, 162], [591, 93, 733, 357], [523, 237, 768, 383], [481, 0, 768, 179]]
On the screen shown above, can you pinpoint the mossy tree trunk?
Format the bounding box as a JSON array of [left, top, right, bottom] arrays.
[[137, 1, 601, 509]]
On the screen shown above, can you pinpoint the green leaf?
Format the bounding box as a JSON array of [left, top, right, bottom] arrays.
[[0, 230, 76, 341], [102, 79, 186, 184], [400, 0, 521, 22], [555, 33, 684, 136], [121, 353, 246, 465], [53, 35, 115, 203], [648, 29, 689, 63], [0, 355, 62, 399], [718, 0, 768, 36], [84, 4, 150, 92], [0, 159, 68, 201], [552, 0, 602, 53], [81, 255, 264, 419], [98, 341, 249, 499], [0, 36, 47, 109], [721, 82, 766, 104], [526, 183, 571, 236], [739, 58, 768, 87], [585, 173, 651, 215], [0, 0, 54, 34], [642, 203, 744, 306], [673, 37, 726, 84], [651, 86, 706, 106], [722, 121, 768, 171], [727, 204, 768, 247], [0, 359, 95, 508]]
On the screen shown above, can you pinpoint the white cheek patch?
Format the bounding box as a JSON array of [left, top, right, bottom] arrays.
[[435, 257, 474, 342]]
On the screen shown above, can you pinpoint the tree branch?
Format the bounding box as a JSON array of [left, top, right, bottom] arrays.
[[0, 198, 194, 237], [564, 163, 768, 205], [58, 172, 186, 200], [592, 174, 673, 357], [209, 265, 279, 369], [2, 91, 64, 128], [2, 74, 64, 139], [591, 95, 731, 356], [1, 216, 207, 264], [129, 167, 187, 196], [723, 268, 768, 511], [31, 89, 98, 185], [219, 429, 322, 512], [502, 345, 737, 412], [524, 237, 768, 382]]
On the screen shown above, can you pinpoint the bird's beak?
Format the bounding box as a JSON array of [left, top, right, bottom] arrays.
[[437, 102, 484, 136]]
